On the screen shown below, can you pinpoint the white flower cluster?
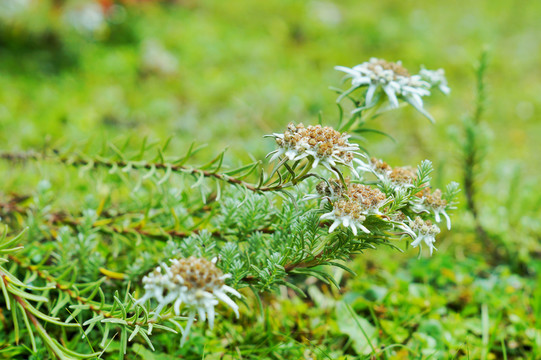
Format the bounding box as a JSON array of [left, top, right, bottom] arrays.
[[266, 123, 362, 176], [318, 185, 445, 255], [335, 58, 450, 121], [413, 188, 452, 230], [357, 157, 453, 230], [135, 256, 241, 345], [409, 216, 441, 255], [311, 154, 455, 255], [318, 180, 387, 235]]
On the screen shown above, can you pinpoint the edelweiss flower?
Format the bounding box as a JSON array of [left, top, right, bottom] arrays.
[[320, 183, 387, 235], [414, 188, 451, 230], [335, 58, 449, 121], [336, 58, 411, 108], [320, 199, 369, 235], [420, 67, 450, 95], [266, 123, 362, 176], [408, 217, 440, 255], [135, 256, 241, 345]]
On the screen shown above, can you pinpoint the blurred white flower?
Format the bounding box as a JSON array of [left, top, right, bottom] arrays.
[[65, 3, 106, 35], [135, 256, 241, 345], [266, 123, 362, 177], [309, 1, 342, 27], [420, 67, 450, 95], [409, 217, 440, 255], [335, 58, 411, 108], [141, 40, 178, 75], [336, 58, 450, 122], [397, 75, 434, 121]]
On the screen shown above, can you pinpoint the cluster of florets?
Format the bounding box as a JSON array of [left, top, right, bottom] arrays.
[[135, 256, 241, 345], [346, 183, 387, 212], [321, 199, 369, 235], [370, 157, 392, 176], [315, 178, 347, 200], [357, 157, 392, 179], [357, 157, 453, 228], [316, 179, 386, 206], [414, 188, 451, 229], [318, 179, 387, 235], [267, 123, 361, 175], [408, 216, 441, 255], [357, 157, 417, 190], [317, 180, 447, 253], [335, 58, 449, 121], [313, 157, 455, 255], [388, 167, 417, 188]]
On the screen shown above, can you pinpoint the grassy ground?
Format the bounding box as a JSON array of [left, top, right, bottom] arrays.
[[1, 0, 540, 359]]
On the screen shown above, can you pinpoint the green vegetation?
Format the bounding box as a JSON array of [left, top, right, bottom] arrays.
[[1, 0, 540, 359]]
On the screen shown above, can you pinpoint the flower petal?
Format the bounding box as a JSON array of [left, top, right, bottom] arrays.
[[215, 291, 240, 318], [365, 83, 378, 106], [383, 84, 399, 108], [329, 220, 341, 233]]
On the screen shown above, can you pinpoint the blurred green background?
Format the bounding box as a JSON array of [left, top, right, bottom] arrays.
[[2, 0, 539, 165], [1, 0, 540, 358]]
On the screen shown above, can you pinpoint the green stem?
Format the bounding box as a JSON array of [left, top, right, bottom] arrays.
[[292, 158, 314, 185]]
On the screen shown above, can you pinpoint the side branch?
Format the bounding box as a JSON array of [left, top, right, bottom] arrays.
[[0, 150, 282, 193]]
